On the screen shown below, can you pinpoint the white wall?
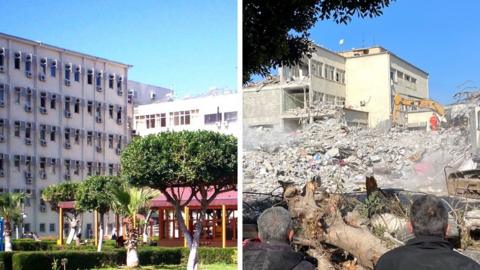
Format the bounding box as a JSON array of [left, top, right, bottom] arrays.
[[134, 93, 240, 137]]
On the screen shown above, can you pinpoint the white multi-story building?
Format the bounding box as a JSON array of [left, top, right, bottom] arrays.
[[133, 91, 240, 138], [0, 32, 130, 236]]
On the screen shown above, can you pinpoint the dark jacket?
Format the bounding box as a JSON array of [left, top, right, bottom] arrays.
[[243, 240, 315, 270], [375, 236, 480, 270]]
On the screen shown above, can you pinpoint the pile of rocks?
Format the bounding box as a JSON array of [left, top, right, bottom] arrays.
[[244, 109, 470, 201]]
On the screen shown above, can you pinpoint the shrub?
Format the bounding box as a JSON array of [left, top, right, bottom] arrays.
[[12, 240, 57, 251], [0, 252, 13, 270], [138, 247, 182, 265], [181, 247, 237, 264], [11, 250, 124, 270]]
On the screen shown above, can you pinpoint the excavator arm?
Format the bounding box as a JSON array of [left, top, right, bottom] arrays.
[[392, 94, 445, 125]]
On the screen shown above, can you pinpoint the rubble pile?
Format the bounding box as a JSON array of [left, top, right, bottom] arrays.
[[244, 108, 470, 201]]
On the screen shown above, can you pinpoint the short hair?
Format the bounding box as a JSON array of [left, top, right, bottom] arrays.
[[410, 195, 448, 237], [257, 207, 292, 243]]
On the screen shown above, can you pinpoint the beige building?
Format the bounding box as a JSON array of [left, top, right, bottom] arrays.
[[244, 45, 429, 129], [0, 32, 130, 236]]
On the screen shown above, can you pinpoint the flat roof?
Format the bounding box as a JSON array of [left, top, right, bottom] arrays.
[[0, 32, 132, 68]]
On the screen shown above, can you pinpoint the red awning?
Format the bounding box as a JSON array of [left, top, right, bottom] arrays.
[[150, 188, 237, 208]]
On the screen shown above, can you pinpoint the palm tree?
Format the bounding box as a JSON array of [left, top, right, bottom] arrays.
[[0, 192, 26, 251], [110, 183, 158, 267]]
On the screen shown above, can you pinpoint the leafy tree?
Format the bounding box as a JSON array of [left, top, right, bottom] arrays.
[[0, 192, 26, 251], [41, 182, 82, 245], [243, 0, 394, 83], [121, 131, 237, 270], [76, 176, 119, 251], [110, 181, 158, 267]]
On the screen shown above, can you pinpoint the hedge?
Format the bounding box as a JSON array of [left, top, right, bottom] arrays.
[[12, 240, 57, 251], [4, 247, 236, 270], [11, 250, 124, 270]]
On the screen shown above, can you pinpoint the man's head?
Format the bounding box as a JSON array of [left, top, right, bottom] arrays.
[[257, 207, 293, 243], [409, 195, 448, 237]]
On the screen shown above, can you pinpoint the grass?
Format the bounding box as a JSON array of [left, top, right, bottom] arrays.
[[96, 264, 237, 270]]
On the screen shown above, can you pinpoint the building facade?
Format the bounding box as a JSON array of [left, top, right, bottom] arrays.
[[133, 92, 240, 138], [244, 45, 429, 129], [0, 33, 130, 236]]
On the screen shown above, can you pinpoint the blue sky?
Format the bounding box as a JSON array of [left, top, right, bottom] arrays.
[[310, 0, 479, 104], [0, 0, 237, 98]]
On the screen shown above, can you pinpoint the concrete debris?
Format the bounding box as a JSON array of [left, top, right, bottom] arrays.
[[244, 107, 470, 211]]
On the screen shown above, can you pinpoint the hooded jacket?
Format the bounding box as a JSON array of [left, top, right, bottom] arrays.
[[375, 236, 480, 270]]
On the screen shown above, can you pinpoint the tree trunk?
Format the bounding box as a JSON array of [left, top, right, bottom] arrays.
[[187, 207, 207, 270], [126, 217, 139, 267], [173, 203, 192, 247], [66, 216, 79, 245], [283, 179, 389, 269], [4, 220, 12, 252], [142, 210, 153, 243], [97, 213, 104, 252]]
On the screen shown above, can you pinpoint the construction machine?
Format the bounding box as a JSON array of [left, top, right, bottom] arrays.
[[392, 94, 446, 126]]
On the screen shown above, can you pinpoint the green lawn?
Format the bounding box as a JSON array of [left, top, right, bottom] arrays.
[[97, 264, 237, 270]]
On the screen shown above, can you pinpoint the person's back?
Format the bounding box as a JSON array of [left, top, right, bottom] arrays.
[[375, 195, 480, 270], [243, 207, 315, 270]]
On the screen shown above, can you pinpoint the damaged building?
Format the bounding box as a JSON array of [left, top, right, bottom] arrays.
[[243, 45, 430, 130]]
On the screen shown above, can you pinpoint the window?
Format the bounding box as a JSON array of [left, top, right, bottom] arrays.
[[74, 66, 81, 82], [158, 113, 166, 127], [411, 77, 417, 84], [65, 63, 71, 81], [171, 111, 190, 126], [64, 97, 71, 113], [109, 105, 114, 119], [24, 223, 30, 232], [14, 155, 20, 170], [116, 106, 122, 123], [117, 76, 123, 92], [87, 131, 93, 145], [108, 134, 114, 148], [324, 65, 335, 81], [50, 126, 56, 142], [397, 70, 404, 80], [0, 84, 5, 103], [337, 97, 345, 106], [64, 128, 70, 143], [146, 115, 155, 129], [25, 123, 31, 139], [0, 47, 4, 67], [40, 157, 46, 170], [74, 161, 80, 175], [109, 74, 114, 89], [14, 51, 21, 69], [50, 94, 57, 109], [224, 112, 237, 122], [74, 130, 80, 144], [40, 58, 47, 75], [50, 60, 57, 77], [39, 223, 46, 233], [325, 94, 335, 105], [49, 223, 55, 232], [25, 54, 32, 74], [108, 164, 114, 175], [96, 71, 102, 89], [204, 113, 222, 125], [87, 101, 93, 114], [14, 121, 20, 137], [14, 87, 21, 104], [25, 89, 32, 107], [336, 69, 345, 84], [39, 125, 46, 141], [311, 60, 323, 78], [40, 92, 47, 109], [74, 99, 80, 113], [87, 162, 93, 176], [95, 103, 102, 121], [87, 69, 93, 84]]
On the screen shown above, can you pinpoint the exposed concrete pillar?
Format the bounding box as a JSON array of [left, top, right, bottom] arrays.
[[184, 206, 189, 248], [58, 207, 64, 246]]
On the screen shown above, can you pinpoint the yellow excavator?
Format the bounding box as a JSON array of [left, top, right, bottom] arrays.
[[391, 94, 445, 126]]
